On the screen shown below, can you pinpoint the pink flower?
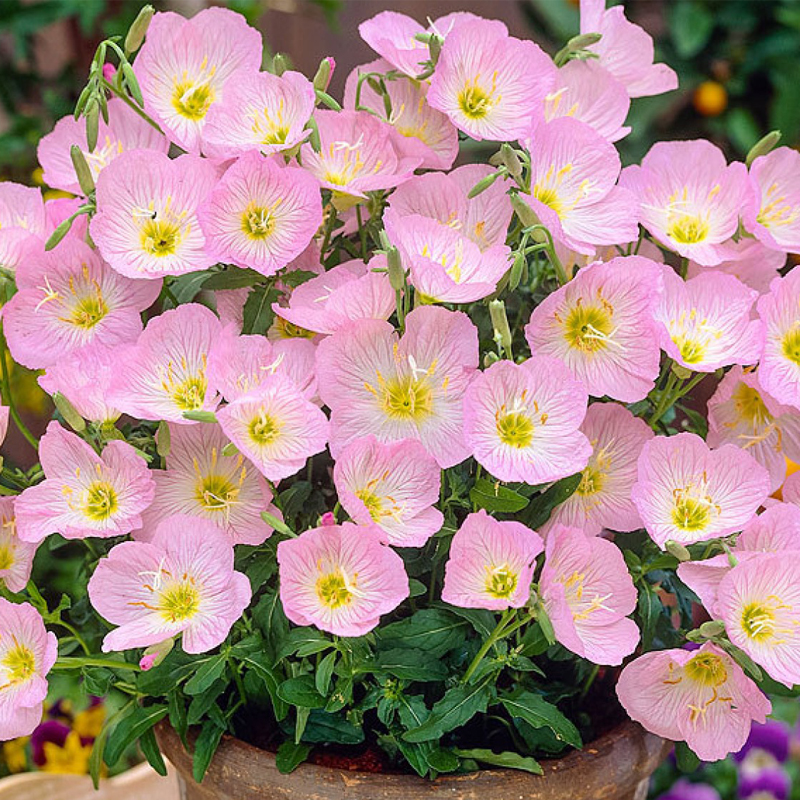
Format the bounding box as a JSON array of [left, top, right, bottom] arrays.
[[333, 436, 442, 547], [271, 257, 395, 336], [207, 324, 317, 402], [203, 70, 315, 160], [524, 256, 663, 402], [757, 268, 800, 409], [198, 152, 322, 277], [2, 238, 160, 370], [783, 470, 800, 507], [0, 499, 37, 593], [519, 117, 639, 254], [441, 510, 543, 611], [344, 59, 458, 171], [620, 140, 750, 266], [134, 8, 262, 154], [716, 552, 800, 688], [579, 0, 678, 98], [385, 213, 510, 303], [539, 524, 639, 665], [707, 367, 800, 493], [37, 98, 169, 194], [0, 183, 46, 275], [544, 59, 631, 142], [277, 522, 408, 636], [91, 150, 217, 279], [299, 110, 421, 200], [616, 643, 770, 761], [15, 422, 155, 543], [686, 239, 785, 296], [88, 515, 251, 654], [216, 375, 330, 482], [744, 147, 800, 253], [463, 357, 591, 484], [426, 18, 556, 141], [631, 432, 770, 548], [0, 601, 57, 741], [358, 11, 477, 79], [653, 267, 762, 372], [386, 164, 512, 252], [316, 306, 478, 468], [44, 197, 88, 241], [541, 402, 653, 537], [108, 304, 222, 423], [136, 423, 281, 546]]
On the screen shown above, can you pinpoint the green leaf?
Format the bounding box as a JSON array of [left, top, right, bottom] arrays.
[[202, 267, 264, 291], [520, 473, 582, 529], [168, 690, 188, 743], [378, 609, 467, 659], [670, 1, 714, 58], [436, 604, 496, 638], [301, 710, 365, 744], [454, 748, 542, 774], [138, 726, 168, 776], [105, 704, 169, 766], [187, 679, 228, 726], [169, 270, 215, 305], [675, 740, 700, 772], [315, 651, 337, 697], [81, 666, 114, 696], [469, 478, 529, 513], [277, 628, 334, 660], [500, 692, 582, 749], [403, 682, 492, 743], [277, 675, 327, 709], [261, 511, 296, 538], [242, 283, 279, 335], [240, 653, 289, 721], [279, 269, 317, 288], [192, 720, 225, 784], [276, 741, 312, 774], [373, 648, 448, 682], [637, 583, 662, 651], [425, 747, 460, 773], [396, 740, 432, 778], [184, 654, 227, 695]]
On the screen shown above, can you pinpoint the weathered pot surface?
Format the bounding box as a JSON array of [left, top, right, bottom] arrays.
[[156, 719, 671, 800]]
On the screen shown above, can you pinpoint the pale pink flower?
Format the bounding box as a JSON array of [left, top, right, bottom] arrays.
[[579, 0, 678, 98], [2, 238, 160, 370], [344, 59, 458, 171], [134, 8, 263, 154], [316, 306, 478, 468], [15, 422, 155, 543], [88, 515, 251, 654], [37, 98, 169, 194], [91, 150, 217, 279], [631, 432, 770, 548], [653, 267, 762, 372], [539, 524, 639, 665], [136, 423, 280, 547], [0, 601, 57, 741], [271, 257, 395, 336], [616, 643, 770, 762], [620, 140, 751, 266], [441, 510, 543, 611], [358, 11, 477, 79], [216, 375, 329, 482], [0, 499, 37, 593], [544, 59, 631, 142], [38, 349, 121, 425], [44, 197, 88, 242], [744, 147, 800, 253], [333, 436, 442, 548], [385, 213, 510, 303], [707, 367, 800, 492], [277, 522, 408, 636], [782, 470, 800, 506], [385, 164, 513, 252], [0, 183, 46, 275], [426, 18, 556, 141], [717, 552, 800, 688], [299, 110, 421, 200], [198, 152, 322, 277], [542, 402, 653, 537], [215, 288, 249, 333], [108, 304, 222, 423], [524, 256, 663, 402], [463, 357, 591, 484], [686, 239, 785, 296], [519, 118, 639, 254], [203, 70, 315, 160], [757, 268, 800, 409], [207, 324, 317, 402]]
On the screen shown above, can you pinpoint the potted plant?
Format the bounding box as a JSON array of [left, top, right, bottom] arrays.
[[0, 2, 798, 798]]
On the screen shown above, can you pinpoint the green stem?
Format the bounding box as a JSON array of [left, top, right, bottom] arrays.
[[100, 77, 163, 134], [319, 205, 338, 257], [53, 620, 91, 655], [579, 663, 600, 701], [355, 204, 368, 262], [0, 327, 39, 451], [462, 609, 516, 684], [648, 369, 679, 428], [54, 656, 141, 671], [678, 257, 689, 279]]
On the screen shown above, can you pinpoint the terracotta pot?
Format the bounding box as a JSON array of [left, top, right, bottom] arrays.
[[156, 719, 671, 800]]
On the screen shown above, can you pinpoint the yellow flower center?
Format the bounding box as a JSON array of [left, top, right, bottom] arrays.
[[741, 601, 781, 642], [172, 80, 215, 121], [673, 335, 705, 365], [316, 571, 352, 609], [457, 76, 497, 120], [380, 376, 433, 421], [732, 383, 772, 427], [172, 375, 207, 412], [159, 582, 201, 623], [684, 652, 728, 687], [782, 328, 800, 366], [195, 473, 239, 512], [249, 412, 281, 446], [576, 466, 604, 496], [496, 411, 534, 449], [564, 302, 615, 353], [671, 493, 713, 531], [485, 565, 518, 599], [70, 292, 108, 329], [668, 214, 709, 245], [355, 488, 384, 521], [3, 643, 35, 685], [241, 201, 280, 241], [273, 316, 316, 340], [140, 218, 184, 257], [84, 481, 118, 521], [0, 545, 14, 572], [533, 185, 563, 215]]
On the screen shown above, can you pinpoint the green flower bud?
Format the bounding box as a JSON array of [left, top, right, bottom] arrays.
[[746, 130, 782, 167], [124, 5, 154, 55]]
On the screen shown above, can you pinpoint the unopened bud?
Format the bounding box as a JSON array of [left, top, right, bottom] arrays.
[[156, 420, 171, 458], [139, 637, 174, 671], [483, 351, 500, 367], [272, 53, 290, 76], [510, 192, 541, 230], [671, 362, 693, 380], [45, 215, 77, 252], [221, 441, 239, 457], [386, 247, 405, 291], [53, 392, 86, 433], [70, 145, 95, 196], [499, 144, 523, 182], [313, 57, 335, 93], [534, 600, 556, 645], [509, 250, 526, 291], [122, 63, 144, 106], [124, 5, 154, 55], [467, 170, 503, 199], [428, 34, 444, 65], [319, 511, 336, 527], [413, 32, 433, 45], [85, 101, 100, 152], [665, 540, 691, 562], [567, 32, 602, 51], [746, 130, 782, 167], [698, 620, 726, 639], [489, 300, 513, 355], [182, 410, 217, 423]]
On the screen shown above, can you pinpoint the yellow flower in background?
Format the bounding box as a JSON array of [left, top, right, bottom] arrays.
[[41, 731, 93, 775], [2, 736, 29, 773], [73, 704, 105, 740]]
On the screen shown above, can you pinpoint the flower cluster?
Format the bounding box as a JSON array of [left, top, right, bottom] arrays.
[[0, 0, 797, 781]]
